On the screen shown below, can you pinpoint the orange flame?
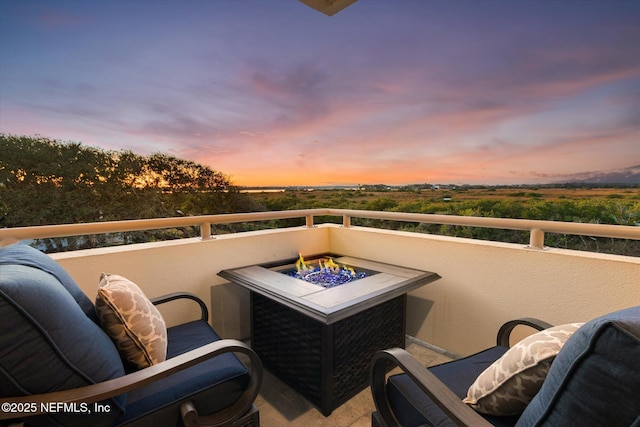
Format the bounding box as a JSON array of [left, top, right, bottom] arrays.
[[296, 254, 356, 276], [296, 253, 314, 274]]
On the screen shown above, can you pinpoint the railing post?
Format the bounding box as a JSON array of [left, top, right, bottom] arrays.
[[306, 215, 314, 228], [529, 228, 545, 249], [343, 215, 351, 227], [200, 223, 214, 240]]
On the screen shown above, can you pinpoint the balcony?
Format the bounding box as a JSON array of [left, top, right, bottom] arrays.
[[2, 209, 639, 426]]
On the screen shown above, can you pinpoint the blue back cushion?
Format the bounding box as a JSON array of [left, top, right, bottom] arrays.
[[0, 244, 98, 323], [0, 245, 126, 426], [517, 305, 640, 427]]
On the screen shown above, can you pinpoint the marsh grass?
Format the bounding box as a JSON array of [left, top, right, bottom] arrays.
[[249, 186, 640, 256]]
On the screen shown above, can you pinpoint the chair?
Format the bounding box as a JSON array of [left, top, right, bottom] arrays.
[[0, 245, 263, 427], [371, 306, 640, 427]]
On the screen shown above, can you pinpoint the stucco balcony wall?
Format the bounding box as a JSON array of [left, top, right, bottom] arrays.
[[47, 223, 640, 356], [51, 226, 331, 334], [328, 225, 640, 355]]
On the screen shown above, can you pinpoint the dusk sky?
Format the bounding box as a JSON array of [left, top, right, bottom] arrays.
[[1, 0, 639, 187]]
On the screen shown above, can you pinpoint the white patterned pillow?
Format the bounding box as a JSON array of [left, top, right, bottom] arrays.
[[463, 323, 584, 416], [96, 273, 168, 369]]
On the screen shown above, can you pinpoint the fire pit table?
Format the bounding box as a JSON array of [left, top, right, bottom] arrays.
[[218, 254, 440, 415]]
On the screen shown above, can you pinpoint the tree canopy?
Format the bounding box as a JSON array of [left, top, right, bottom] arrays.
[[0, 134, 259, 250]]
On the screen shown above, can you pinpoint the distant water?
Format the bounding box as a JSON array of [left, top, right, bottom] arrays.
[[240, 186, 361, 193]]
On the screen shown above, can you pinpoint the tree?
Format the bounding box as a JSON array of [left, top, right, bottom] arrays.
[[0, 134, 258, 251]]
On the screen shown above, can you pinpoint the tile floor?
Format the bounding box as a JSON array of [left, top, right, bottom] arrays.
[[254, 342, 452, 426]]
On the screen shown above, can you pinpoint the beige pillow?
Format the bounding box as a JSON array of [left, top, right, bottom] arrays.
[[96, 273, 167, 369], [463, 323, 584, 416]]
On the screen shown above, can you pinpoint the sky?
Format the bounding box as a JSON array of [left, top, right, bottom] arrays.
[[1, 0, 639, 187]]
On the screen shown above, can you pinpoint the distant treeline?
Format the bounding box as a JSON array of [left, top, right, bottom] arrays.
[[0, 134, 260, 250]]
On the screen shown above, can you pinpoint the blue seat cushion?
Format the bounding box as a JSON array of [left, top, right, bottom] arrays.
[[387, 346, 519, 427], [517, 305, 640, 427], [0, 255, 126, 427], [120, 320, 251, 425]]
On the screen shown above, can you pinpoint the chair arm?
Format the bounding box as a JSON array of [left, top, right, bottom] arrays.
[[0, 339, 263, 426], [496, 318, 553, 347], [151, 292, 209, 322], [371, 348, 492, 427]]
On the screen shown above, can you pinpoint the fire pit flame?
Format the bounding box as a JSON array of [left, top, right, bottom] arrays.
[[295, 253, 314, 275], [290, 254, 367, 288]]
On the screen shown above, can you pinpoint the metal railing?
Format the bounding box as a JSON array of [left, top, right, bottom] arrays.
[[1, 208, 639, 250]]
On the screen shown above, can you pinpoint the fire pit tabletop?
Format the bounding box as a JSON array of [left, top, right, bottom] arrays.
[[219, 254, 440, 324]]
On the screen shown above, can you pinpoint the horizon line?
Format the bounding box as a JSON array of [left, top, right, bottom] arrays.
[[237, 182, 639, 189]]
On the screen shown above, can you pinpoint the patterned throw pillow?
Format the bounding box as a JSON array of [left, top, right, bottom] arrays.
[[96, 273, 168, 369], [463, 323, 584, 416]]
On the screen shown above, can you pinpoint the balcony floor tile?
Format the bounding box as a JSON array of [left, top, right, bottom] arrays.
[[255, 342, 451, 426]]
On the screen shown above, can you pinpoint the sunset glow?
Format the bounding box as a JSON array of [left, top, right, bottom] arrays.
[[1, 0, 639, 186]]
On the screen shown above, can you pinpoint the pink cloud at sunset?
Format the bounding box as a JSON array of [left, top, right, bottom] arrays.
[[1, 0, 639, 186]]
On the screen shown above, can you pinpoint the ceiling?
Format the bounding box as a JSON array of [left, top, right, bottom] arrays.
[[298, 0, 359, 16]]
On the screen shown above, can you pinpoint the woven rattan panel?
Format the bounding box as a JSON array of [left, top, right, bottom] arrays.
[[251, 292, 406, 415], [252, 293, 323, 402], [332, 295, 405, 404]]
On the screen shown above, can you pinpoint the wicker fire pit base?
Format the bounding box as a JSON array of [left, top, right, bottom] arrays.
[[218, 254, 441, 415], [251, 292, 406, 415]]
